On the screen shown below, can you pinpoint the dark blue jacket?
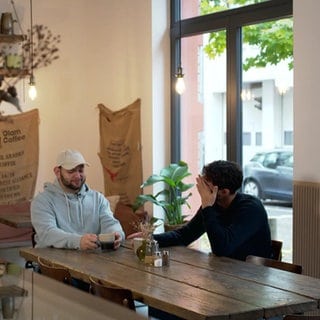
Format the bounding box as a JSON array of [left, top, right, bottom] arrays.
[[154, 193, 272, 261]]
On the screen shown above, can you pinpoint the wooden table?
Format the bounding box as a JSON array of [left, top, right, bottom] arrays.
[[0, 213, 32, 228], [20, 242, 320, 320]]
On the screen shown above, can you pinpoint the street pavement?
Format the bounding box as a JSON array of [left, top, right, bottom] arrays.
[[264, 201, 292, 262]]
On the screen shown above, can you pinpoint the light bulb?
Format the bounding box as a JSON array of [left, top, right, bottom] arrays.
[[28, 75, 37, 100], [175, 76, 185, 95], [175, 66, 185, 95], [28, 84, 37, 100]]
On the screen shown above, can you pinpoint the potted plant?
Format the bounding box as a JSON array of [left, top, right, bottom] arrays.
[[133, 161, 194, 229]]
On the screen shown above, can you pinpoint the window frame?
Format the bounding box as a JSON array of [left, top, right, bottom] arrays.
[[170, 0, 293, 165]]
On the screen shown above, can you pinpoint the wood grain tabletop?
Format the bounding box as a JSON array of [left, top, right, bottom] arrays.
[[19, 243, 319, 320]]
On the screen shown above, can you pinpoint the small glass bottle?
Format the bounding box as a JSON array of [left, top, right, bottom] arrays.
[[136, 240, 147, 262], [162, 250, 170, 266], [144, 240, 154, 266], [153, 251, 162, 267], [144, 239, 159, 266]]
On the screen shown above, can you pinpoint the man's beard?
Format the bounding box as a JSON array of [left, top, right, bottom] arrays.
[[60, 174, 86, 192]]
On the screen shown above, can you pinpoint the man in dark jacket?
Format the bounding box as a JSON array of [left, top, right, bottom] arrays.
[[153, 160, 272, 261]]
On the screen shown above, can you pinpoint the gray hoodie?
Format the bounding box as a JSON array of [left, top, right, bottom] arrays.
[[31, 179, 125, 249]]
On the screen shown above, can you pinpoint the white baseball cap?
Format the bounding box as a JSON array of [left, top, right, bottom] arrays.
[[56, 149, 90, 170]]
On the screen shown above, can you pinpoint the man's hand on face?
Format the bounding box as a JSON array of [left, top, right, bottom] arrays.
[[196, 175, 218, 208]]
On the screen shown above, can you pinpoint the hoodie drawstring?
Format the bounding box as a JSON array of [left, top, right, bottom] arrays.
[[63, 193, 71, 223]]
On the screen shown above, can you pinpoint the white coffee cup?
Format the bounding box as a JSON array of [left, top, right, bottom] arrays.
[[98, 233, 115, 251], [133, 237, 144, 254]]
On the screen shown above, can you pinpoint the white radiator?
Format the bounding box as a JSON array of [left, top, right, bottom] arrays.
[[293, 180, 320, 278]]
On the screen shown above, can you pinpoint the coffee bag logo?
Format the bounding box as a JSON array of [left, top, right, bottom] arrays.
[[1, 129, 26, 144]]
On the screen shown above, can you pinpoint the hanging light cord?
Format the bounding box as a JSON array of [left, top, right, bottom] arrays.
[[174, 4, 185, 95], [178, 13, 182, 68], [30, 0, 34, 75], [10, 0, 24, 35]]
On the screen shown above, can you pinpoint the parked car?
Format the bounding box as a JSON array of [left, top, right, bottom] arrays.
[[243, 150, 293, 202]]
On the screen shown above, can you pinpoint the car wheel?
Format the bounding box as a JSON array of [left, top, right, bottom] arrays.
[[243, 180, 261, 198]]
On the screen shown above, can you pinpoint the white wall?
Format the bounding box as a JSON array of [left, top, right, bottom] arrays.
[[0, 0, 170, 197], [5, 0, 315, 210], [294, 0, 320, 182], [293, 0, 320, 276]]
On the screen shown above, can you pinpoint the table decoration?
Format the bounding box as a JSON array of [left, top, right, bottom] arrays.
[[133, 217, 160, 262]]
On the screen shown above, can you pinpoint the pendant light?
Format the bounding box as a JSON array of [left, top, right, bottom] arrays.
[[175, 66, 185, 95], [28, 74, 37, 100], [28, 0, 37, 100], [175, 13, 185, 95]]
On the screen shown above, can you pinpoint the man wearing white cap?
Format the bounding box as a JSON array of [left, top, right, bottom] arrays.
[[31, 149, 125, 250]]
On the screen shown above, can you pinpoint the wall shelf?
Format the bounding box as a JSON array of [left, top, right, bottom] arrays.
[[0, 68, 29, 77], [0, 34, 28, 78], [0, 34, 27, 43]]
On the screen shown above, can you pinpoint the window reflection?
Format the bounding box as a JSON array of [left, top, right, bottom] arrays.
[[182, 0, 270, 20]]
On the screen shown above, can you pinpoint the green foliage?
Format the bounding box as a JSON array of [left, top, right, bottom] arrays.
[[201, 0, 266, 14], [133, 161, 194, 225], [200, 0, 293, 70], [200, 0, 266, 15]]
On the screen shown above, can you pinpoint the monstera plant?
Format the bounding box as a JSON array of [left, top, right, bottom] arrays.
[[133, 161, 194, 227]]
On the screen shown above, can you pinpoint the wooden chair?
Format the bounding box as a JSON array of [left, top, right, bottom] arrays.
[[283, 315, 320, 319], [271, 239, 283, 261], [246, 255, 302, 274], [37, 257, 72, 284], [89, 276, 136, 311], [25, 227, 37, 269]]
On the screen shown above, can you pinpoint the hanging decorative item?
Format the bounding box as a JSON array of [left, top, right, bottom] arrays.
[[22, 24, 61, 101], [0, 0, 61, 113], [0, 12, 15, 35], [175, 7, 185, 95]]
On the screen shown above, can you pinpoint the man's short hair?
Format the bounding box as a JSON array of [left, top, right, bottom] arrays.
[[202, 160, 243, 194]]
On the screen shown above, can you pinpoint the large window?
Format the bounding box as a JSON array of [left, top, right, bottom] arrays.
[[171, 0, 293, 260]]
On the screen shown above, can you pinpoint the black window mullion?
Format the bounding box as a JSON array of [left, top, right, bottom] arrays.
[[171, 0, 181, 163], [226, 26, 242, 164], [177, 0, 292, 38]]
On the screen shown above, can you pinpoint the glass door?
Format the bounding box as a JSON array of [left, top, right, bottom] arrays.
[[172, 0, 293, 257], [180, 31, 227, 220], [242, 18, 293, 262]]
